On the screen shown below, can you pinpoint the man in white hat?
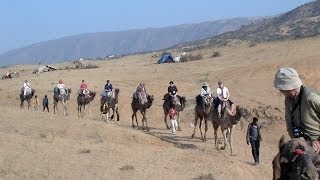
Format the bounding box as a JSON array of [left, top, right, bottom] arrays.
[[272, 67, 320, 179], [199, 82, 212, 110]]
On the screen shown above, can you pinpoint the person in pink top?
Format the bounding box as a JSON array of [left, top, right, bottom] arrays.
[[168, 105, 178, 135], [80, 80, 90, 97]]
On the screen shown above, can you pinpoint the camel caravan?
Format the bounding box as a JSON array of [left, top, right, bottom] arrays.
[[18, 78, 247, 153]]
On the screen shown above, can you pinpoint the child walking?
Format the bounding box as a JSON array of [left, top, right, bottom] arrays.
[[42, 95, 49, 112], [168, 105, 178, 135], [33, 95, 40, 111]]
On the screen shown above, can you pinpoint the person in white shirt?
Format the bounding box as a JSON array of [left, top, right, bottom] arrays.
[[200, 82, 212, 110], [217, 81, 230, 118], [56, 79, 66, 95], [23, 80, 32, 97]]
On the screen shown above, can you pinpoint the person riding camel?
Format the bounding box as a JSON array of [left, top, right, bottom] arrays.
[[136, 82, 147, 105], [56, 79, 66, 97], [167, 81, 180, 106], [104, 80, 113, 97], [80, 80, 90, 98], [200, 82, 212, 110], [23, 80, 32, 97], [217, 81, 230, 118]]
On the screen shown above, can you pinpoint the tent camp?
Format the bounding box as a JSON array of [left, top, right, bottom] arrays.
[[158, 54, 174, 64]]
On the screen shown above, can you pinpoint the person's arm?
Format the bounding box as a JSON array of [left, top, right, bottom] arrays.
[[246, 124, 250, 145], [225, 87, 230, 101], [284, 98, 295, 139], [175, 86, 178, 93], [258, 124, 262, 141]]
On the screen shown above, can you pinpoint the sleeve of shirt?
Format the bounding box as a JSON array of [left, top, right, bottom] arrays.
[[246, 124, 250, 142], [285, 98, 295, 139], [308, 93, 320, 117]]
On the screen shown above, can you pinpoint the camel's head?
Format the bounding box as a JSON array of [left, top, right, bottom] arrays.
[[233, 105, 246, 123], [179, 96, 187, 111], [279, 136, 320, 180]]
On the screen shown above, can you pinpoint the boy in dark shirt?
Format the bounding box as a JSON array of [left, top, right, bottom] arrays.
[[42, 95, 49, 112]]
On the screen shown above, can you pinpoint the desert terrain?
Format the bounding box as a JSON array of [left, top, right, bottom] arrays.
[[1, 37, 320, 179]]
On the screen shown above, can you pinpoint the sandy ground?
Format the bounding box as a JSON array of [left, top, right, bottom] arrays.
[[1, 36, 320, 179]]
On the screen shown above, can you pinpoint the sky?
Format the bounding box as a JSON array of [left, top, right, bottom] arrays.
[[0, 0, 313, 54]]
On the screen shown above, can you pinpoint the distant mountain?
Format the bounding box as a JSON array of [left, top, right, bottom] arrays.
[[174, 0, 320, 51], [0, 17, 257, 66]]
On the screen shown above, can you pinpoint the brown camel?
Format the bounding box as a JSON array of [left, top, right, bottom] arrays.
[[191, 95, 213, 141], [273, 136, 320, 180], [131, 93, 154, 131], [100, 88, 120, 122], [53, 88, 71, 116], [77, 91, 96, 118], [162, 93, 186, 130], [20, 89, 35, 109], [211, 104, 244, 156]]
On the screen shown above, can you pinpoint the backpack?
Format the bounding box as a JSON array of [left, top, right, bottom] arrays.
[[53, 87, 60, 94]]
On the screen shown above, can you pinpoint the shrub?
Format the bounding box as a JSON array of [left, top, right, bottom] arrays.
[[211, 51, 221, 58], [85, 64, 99, 69]]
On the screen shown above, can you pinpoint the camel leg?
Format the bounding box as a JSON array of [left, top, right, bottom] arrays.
[[111, 108, 115, 120], [199, 118, 204, 141], [78, 104, 81, 118], [164, 111, 170, 129], [213, 125, 219, 150], [132, 111, 138, 127], [229, 125, 234, 156], [20, 100, 24, 109], [203, 119, 208, 142], [220, 128, 228, 150], [27, 99, 31, 110], [191, 116, 199, 139], [177, 113, 182, 131], [116, 106, 120, 121]]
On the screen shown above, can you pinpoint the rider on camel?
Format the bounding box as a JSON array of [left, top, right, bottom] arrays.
[[136, 82, 147, 105], [167, 81, 180, 106], [200, 82, 212, 111], [80, 80, 90, 98]]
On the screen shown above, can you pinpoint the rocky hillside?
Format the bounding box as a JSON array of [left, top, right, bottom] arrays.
[[0, 17, 256, 66], [174, 0, 320, 51]]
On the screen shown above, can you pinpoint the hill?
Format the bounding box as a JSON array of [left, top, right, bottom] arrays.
[[174, 0, 320, 51], [0, 17, 256, 66]]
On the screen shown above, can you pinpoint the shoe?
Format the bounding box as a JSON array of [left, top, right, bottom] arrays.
[[254, 162, 259, 166], [172, 132, 175, 135], [218, 113, 221, 118]]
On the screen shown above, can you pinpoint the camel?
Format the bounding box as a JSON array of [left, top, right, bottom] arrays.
[[53, 88, 71, 116], [273, 136, 320, 180], [131, 93, 154, 131], [20, 89, 35, 109], [191, 95, 213, 141], [77, 91, 96, 118], [163, 93, 186, 130], [100, 88, 120, 122], [211, 103, 245, 156]]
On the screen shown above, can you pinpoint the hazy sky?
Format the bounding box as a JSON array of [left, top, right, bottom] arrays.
[[0, 0, 313, 54]]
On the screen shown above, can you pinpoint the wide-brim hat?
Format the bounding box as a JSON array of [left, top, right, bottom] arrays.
[[203, 82, 209, 86], [274, 67, 302, 90]]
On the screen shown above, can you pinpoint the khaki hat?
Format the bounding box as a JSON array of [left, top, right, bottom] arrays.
[[203, 82, 209, 86], [274, 67, 302, 90]]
